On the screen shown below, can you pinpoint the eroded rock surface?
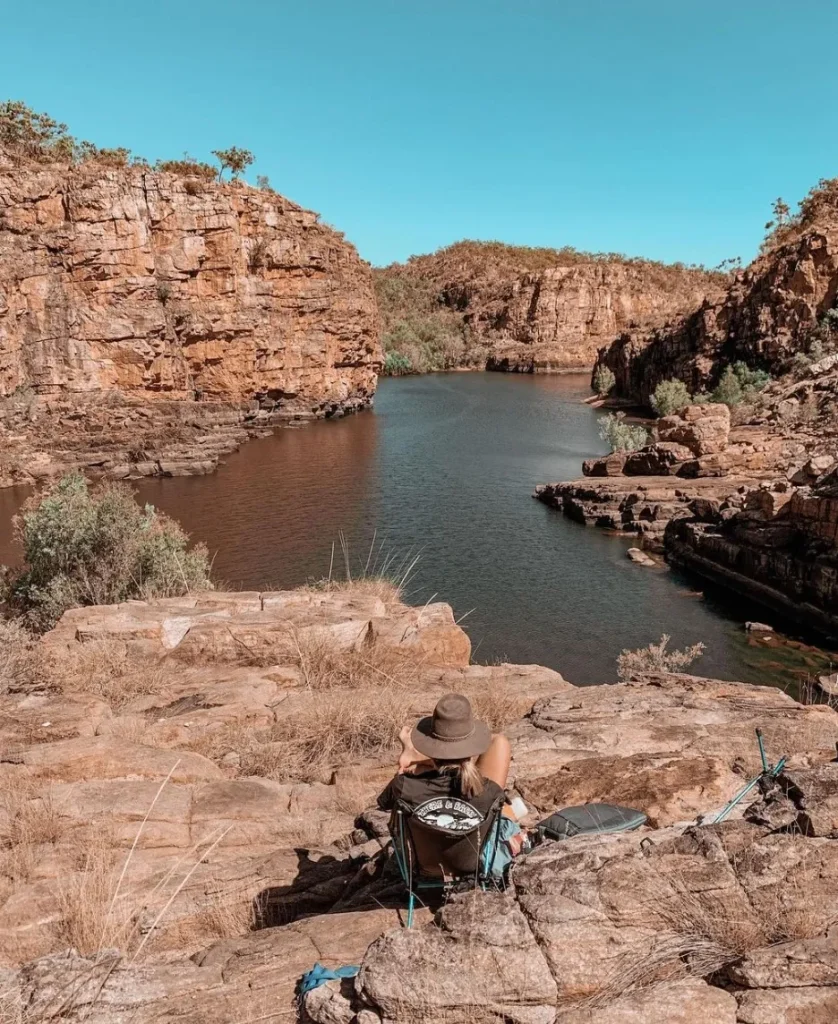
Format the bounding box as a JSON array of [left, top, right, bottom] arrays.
[[0, 159, 381, 484], [375, 242, 723, 372], [4, 589, 838, 1023]]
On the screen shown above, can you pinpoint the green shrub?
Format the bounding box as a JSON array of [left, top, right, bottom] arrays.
[[3, 473, 212, 631], [383, 351, 413, 376], [711, 367, 743, 407], [732, 361, 772, 395], [651, 379, 692, 417], [711, 363, 772, 407], [592, 365, 616, 397], [598, 413, 649, 453]]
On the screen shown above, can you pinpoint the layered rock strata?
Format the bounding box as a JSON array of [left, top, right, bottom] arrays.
[[0, 158, 381, 484], [375, 242, 724, 372], [4, 590, 838, 1023], [594, 188, 838, 404], [535, 404, 788, 547]]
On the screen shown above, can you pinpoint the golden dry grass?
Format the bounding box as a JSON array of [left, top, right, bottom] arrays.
[[51, 636, 165, 710], [0, 619, 46, 694], [466, 680, 536, 733], [588, 854, 825, 1008], [0, 771, 67, 885], [188, 686, 413, 784]]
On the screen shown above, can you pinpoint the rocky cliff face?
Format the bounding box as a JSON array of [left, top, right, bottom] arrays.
[[595, 183, 838, 404], [0, 157, 380, 483], [375, 241, 724, 373]]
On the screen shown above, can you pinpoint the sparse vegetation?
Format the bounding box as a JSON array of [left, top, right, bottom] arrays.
[[650, 379, 692, 417], [375, 241, 725, 373], [617, 634, 706, 681], [383, 351, 414, 376], [0, 101, 265, 190], [2, 473, 212, 631], [212, 146, 255, 181], [709, 362, 772, 408], [592, 365, 616, 397], [156, 156, 217, 181], [598, 412, 650, 453]]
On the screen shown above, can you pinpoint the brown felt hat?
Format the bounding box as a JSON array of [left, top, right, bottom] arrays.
[[411, 693, 491, 761]]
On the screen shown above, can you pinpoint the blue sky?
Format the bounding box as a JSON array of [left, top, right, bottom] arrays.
[[3, 1, 837, 268]]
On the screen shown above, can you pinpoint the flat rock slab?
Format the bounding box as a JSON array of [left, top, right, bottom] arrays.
[[508, 674, 838, 825]]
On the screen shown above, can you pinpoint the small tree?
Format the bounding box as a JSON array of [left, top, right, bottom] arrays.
[[3, 473, 212, 631], [617, 634, 706, 681], [598, 412, 649, 453], [711, 366, 743, 407], [212, 146, 255, 181], [592, 365, 616, 397], [256, 174, 273, 191], [651, 379, 692, 417]]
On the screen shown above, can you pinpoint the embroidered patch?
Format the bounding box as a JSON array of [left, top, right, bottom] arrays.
[[413, 797, 484, 833]]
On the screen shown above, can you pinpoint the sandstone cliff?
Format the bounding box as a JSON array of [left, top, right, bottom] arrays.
[[595, 178, 838, 404], [375, 241, 724, 373], [0, 155, 380, 484]]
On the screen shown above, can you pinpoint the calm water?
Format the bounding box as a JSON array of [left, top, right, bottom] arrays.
[[0, 373, 827, 686]]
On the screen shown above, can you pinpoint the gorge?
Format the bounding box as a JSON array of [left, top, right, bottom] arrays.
[[5, 102, 838, 1024]]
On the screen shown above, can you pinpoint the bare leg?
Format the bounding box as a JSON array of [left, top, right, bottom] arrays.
[[477, 733, 511, 790]]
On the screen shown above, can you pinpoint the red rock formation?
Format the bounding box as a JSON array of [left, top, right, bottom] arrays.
[[375, 241, 724, 372], [595, 182, 838, 404], [0, 157, 381, 483]]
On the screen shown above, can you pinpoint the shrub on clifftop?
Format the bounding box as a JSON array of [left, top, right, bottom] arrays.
[[2, 474, 212, 630]]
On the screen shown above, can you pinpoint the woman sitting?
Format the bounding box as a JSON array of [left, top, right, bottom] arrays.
[[378, 693, 522, 879]]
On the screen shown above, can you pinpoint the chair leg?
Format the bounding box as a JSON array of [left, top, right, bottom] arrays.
[[407, 889, 415, 929]]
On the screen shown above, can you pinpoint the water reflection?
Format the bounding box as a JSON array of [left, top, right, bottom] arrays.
[[136, 407, 380, 590], [0, 373, 833, 689]]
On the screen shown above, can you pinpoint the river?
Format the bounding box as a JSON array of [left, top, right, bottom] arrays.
[[0, 373, 828, 687]]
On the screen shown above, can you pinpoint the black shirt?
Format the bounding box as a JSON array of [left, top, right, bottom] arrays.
[[378, 769, 504, 876]]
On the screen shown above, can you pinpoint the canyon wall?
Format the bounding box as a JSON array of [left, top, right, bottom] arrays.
[[375, 241, 724, 373], [0, 158, 380, 406], [0, 156, 381, 484], [595, 186, 838, 404]]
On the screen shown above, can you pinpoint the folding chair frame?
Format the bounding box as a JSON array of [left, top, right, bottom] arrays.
[[391, 796, 506, 927]]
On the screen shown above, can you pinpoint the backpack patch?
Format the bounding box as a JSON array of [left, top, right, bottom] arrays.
[[413, 797, 484, 833]]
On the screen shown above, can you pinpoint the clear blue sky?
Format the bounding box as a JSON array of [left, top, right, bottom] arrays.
[[3, 0, 837, 268]]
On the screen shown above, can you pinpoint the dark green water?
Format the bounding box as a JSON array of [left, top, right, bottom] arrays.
[[0, 373, 829, 686]]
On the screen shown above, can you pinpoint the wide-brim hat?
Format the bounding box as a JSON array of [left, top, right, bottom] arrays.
[[411, 693, 491, 761]]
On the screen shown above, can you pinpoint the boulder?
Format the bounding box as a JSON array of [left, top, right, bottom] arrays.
[[582, 452, 628, 477], [623, 442, 694, 476], [658, 403, 730, 456]]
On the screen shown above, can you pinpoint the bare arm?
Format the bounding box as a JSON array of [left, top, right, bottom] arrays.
[[397, 725, 434, 774]]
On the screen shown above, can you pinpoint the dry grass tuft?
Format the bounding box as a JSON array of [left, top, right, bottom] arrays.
[[466, 680, 535, 732], [0, 619, 46, 694], [51, 636, 166, 710], [191, 892, 255, 940], [617, 634, 705, 682], [0, 772, 67, 884], [54, 841, 132, 955], [302, 575, 404, 609], [188, 687, 413, 783]]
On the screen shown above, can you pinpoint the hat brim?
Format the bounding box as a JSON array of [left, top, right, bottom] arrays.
[[411, 717, 492, 761]]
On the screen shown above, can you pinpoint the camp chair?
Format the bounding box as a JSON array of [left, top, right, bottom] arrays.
[[391, 792, 506, 927]]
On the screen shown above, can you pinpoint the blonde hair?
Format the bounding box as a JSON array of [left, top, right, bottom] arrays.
[[436, 756, 484, 799]]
